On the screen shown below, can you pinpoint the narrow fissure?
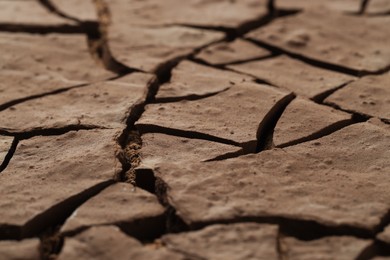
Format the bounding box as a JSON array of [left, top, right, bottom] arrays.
[[188, 56, 278, 88], [0, 23, 85, 34], [277, 114, 368, 148], [0, 137, 19, 173], [136, 124, 241, 147], [246, 38, 365, 77], [311, 80, 355, 103], [153, 87, 230, 104], [256, 92, 296, 152], [0, 124, 107, 140], [0, 82, 90, 112], [37, 0, 81, 23], [0, 180, 115, 241]]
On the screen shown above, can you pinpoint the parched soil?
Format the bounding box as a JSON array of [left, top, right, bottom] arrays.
[[0, 0, 389, 259]]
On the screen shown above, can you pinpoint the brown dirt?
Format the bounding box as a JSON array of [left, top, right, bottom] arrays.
[[0, 0, 389, 259]]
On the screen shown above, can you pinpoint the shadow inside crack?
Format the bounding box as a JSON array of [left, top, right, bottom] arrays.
[[0, 180, 115, 240], [153, 87, 230, 104]]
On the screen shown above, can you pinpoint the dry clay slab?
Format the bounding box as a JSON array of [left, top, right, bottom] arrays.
[[107, 1, 225, 72], [0, 32, 115, 107], [0, 73, 154, 132], [58, 226, 184, 260], [106, 0, 267, 28], [248, 10, 390, 73], [139, 133, 240, 170], [228, 55, 355, 99], [138, 81, 289, 145], [139, 61, 352, 150], [280, 236, 371, 260], [0, 136, 14, 169], [156, 60, 254, 100], [0, 0, 75, 26], [162, 223, 279, 260], [277, 0, 390, 14], [326, 73, 390, 121], [152, 122, 390, 231], [0, 129, 119, 239], [0, 239, 40, 260], [61, 183, 165, 239], [196, 38, 272, 66]]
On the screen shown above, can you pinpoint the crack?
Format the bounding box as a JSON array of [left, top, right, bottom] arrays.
[[136, 124, 241, 148], [246, 38, 368, 77], [204, 93, 296, 161], [0, 124, 107, 140], [215, 53, 279, 67], [323, 100, 374, 121], [140, 8, 299, 42], [136, 167, 385, 245], [190, 215, 375, 240], [355, 240, 390, 260], [0, 73, 127, 112], [382, 118, 390, 124], [153, 87, 230, 104], [277, 114, 368, 148], [0, 137, 18, 173], [134, 168, 189, 235], [359, 0, 371, 15], [37, 0, 81, 23], [256, 93, 296, 152], [0, 82, 90, 112], [311, 80, 355, 103], [39, 225, 63, 260], [0, 180, 115, 241], [276, 227, 285, 260], [204, 140, 257, 162], [0, 23, 85, 34], [188, 56, 277, 88], [85, 21, 142, 76], [117, 215, 166, 243]]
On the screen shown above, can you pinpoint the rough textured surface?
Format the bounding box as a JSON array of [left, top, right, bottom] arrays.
[[248, 10, 390, 73], [61, 183, 165, 234], [274, 98, 352, 146], [50, 0, 97, 21], [277, 0, 390, 14], [139, 82, 289, 144], [0, 73, 153, 131], [0, 129, 118, 232], [156, 60, 254, 99], [196, 39, 272, 66], [0, 239, 40, 260], [139, 133, 239, 169], [154, 122, 390, 229], [162, 223, 279, 260], [108, 14, 224, 72], [229, 55, 356, 98], [280, 236, 372, 260], [0, 0, 73, 25], [58, 226, 183, 260], [325, 73, 390, 120], [0, 32, 115, 107], [107, 0, 267, 28], [0, 32, 114, 82], [1, 0, 389, 259], [0, 136, 14, 166]]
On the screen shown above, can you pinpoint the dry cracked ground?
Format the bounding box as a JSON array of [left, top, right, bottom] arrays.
[[0, 0, 390, 259]]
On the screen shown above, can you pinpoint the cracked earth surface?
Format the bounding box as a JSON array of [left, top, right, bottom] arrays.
[[0, 0, 389, 259]]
